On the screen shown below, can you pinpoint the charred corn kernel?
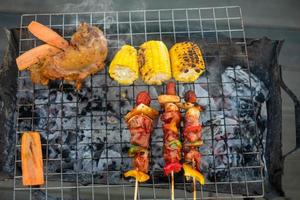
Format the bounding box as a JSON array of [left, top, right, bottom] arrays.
[[170, 42, 205, 82], [138, 40, 171, 85], [109, 45, 138, 85], [124, 169, 150, 182], [183, 163, 205, 185]]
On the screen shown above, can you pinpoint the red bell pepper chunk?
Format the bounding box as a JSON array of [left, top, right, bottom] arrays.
[[183, 125, 201, 135], [163, 162, 182, 176]]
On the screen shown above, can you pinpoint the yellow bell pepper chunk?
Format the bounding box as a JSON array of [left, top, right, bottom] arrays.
[[183, 163, 205, 185], [124, 170, 150, 182]]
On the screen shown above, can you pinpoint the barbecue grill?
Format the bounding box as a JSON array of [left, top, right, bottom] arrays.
[[13, 6, 267, 200]]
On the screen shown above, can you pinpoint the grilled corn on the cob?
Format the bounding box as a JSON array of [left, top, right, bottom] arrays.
[[109, 45, 138, 85], [139, 40, 171, 85], [170, 42, 205, 82]]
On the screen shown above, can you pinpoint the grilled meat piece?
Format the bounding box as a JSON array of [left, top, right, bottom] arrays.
[[133, 151, 149, 173], [29, 23, 108, 89], [128, 115, 153, 148], [135, 91, 151, 106], [164, 148, 181, 164], [184, 148, 201, 170], [184, 90, 197, 103], [161, 110, 181, 124], [184, 107, 201, 127], [183, 126, 202, 143]]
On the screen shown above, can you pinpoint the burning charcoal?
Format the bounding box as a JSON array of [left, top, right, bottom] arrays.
[[106, 101, 119, 114], [61, 117, 76, 130], [97, 149, 121, 171], [13, 60, 268, 186], [120, 100, 132, 115], [151, 140, 164, 169], [120, 129, 130, 143], [18, 105, 32, 118], [92, 129, 106, 144], [78, 116, 92, 130], [92, 116, 106, 130], [17, 91, 33, 104], [107, 114, 119, 124], [18, 77, 33, 90], [106, 129, 121, 144], [49, 90, 57, 103], [61, 103, 76, 117], [34, 89, 49, 104]]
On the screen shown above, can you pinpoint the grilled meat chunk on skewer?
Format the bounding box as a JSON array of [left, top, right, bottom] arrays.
[[158, 82, 183, 176], [124, 91, 158, 181], [181, 90, 205, 185]]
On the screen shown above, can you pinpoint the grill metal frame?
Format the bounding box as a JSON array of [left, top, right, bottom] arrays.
[[14, 6, 265, 200]]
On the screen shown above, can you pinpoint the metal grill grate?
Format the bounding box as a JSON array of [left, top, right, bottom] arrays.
[[14, 6, 265, 200]]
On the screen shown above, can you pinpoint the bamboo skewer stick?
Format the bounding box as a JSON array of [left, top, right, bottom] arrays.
[[134, 179, 138, 200], [193, 177, 196, 200], [192, 159, 197, 200], [171, 171, 174, 200]]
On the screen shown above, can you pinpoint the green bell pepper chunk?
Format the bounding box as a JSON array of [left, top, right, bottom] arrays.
[[169, 139, 182, 149]]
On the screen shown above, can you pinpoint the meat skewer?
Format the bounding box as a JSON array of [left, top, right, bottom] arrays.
[[158, 82, 182, 200], [180, 90, 205, 200], [124, 91, 159, 200]]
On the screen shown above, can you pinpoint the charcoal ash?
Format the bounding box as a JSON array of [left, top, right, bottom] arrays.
[[15, 63, 268, 185]]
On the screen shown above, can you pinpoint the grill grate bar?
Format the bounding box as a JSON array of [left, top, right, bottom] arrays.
[[14, 6, 264, 200]]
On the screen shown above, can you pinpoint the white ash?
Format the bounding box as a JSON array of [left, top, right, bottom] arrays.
[[97, 149, 122, 171], [16, 65, 268, 184]]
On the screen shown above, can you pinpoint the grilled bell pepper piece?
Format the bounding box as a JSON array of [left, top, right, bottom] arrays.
[[125, 103, 159, 122], [21, 131, 44, 186], [128, 145, 148, 157], [169, 139, 182, 149], [184, 140, 203, 147], [124, 169, 150, 182], [163, 162, 182, 176], [109, 45, 139, 85], [163, 122, 178, 135], [182, 163, 205, 185]]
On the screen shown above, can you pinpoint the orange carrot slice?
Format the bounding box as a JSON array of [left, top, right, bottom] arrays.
[[16, 44, 61, 70], [28, 21, 69, 49], [21, 131, 44, 186]]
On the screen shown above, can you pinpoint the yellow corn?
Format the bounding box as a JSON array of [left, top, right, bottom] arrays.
[[170, 42, 205, 82], [138, 40, 171, 85], [109, 45, 138, 85]]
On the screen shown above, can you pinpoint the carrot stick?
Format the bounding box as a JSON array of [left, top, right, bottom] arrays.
[[16, 44, 61, 70], [28, 21, 69, 49], [21, 131, 44, 186]]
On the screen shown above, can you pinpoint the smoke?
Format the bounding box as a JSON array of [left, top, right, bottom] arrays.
[[58, 0, 114, 13]]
